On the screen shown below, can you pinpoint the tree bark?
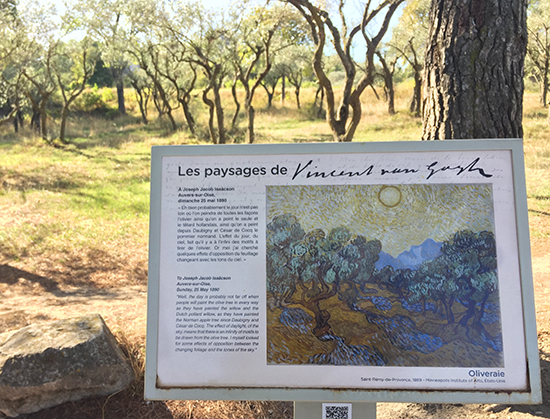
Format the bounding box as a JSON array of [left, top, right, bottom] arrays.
[[150, 76, 177, 131], [231, 76, 241, 131], [116, 80, 126, 115], [422, 0, 527, 140], [245, 102, 256, 144], [262, 84, 275, 108], [376, 52, 396, 115], [212, 85, 226, 145], [180, 96, 196, 135], [541, 70, 549, 107], [315, 85, 325, 119], [410, 67, 422, 116], [202, 87, 217, 144], [0, 108, 16, 130], [59, 107, 70, 144], [281, 75, 286, 107], [39, 101, 48, 142], [408, 41, 422, 117], [131, 81, 149, 124], [286, 0, 403, 142], [156, 63, 197, 135]]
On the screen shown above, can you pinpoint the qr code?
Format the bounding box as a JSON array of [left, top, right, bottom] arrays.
[[322, 403, 352, 419]]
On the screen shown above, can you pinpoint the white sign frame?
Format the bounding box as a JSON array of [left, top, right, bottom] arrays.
[[145, 139, 541, 404]]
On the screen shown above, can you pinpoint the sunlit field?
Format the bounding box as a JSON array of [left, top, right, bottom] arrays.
[[1, 82, 548, 269], [0, 82, 549, 418]]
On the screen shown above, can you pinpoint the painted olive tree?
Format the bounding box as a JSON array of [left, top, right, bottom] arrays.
[[267, 214, 381, 338], [405, 230, 497, 327]]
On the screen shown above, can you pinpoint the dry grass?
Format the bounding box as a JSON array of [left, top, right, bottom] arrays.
[[15, 326, 293, 419]]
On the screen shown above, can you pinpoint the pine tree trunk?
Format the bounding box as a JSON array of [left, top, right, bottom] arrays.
[[422, 0, 527, 140]]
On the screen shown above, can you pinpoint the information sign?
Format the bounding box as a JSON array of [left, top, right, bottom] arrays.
[[145, 140, 541, 404]]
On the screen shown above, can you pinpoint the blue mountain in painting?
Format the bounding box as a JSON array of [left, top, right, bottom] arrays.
[[376, 238, 443, 271]]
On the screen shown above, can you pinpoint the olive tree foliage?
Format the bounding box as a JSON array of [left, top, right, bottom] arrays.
[[230, 3, 306, 143], [0, 0, 16, 15], [283, 0, 405, 142], [526, 0, 550, 107], [0, 1, 100, 141], [254, 7, 312, 111], [51, 39, 98, 143], [124, 0, 200, 133], [68, 0, 133, 115], [0, 0, 21, 128], [0, 0, 18, 63], [387, 0, 430, 116], [277, 44, 314, 109], [126, 8, 179, 132], [1, 0, 59, 140], [157, 0, 238, 143]]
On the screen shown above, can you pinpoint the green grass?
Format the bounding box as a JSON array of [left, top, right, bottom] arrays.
[[0, 136, 158, 267], [1, 85, 549, 268]]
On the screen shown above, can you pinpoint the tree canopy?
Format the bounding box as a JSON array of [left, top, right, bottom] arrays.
[[0, 0, 538, 143]]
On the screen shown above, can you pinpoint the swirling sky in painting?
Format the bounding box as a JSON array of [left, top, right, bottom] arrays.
[[266, 184, 495, 256]]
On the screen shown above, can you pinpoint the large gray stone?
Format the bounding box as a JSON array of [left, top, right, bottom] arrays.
[[0, 314, 135, 417]]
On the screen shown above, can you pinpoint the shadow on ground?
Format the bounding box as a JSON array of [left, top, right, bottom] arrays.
[[0, 264, 59, 292]]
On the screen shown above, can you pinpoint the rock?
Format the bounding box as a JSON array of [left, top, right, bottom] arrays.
[[0, 314, 135, 417]]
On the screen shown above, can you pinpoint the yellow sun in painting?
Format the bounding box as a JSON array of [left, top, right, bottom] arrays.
[[378, 186, 402, 208]]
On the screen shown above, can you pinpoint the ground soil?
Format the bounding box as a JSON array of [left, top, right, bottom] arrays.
[[0, 236, 548, 419]]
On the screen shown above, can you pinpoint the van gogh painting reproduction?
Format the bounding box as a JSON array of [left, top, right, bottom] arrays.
[[266, 184, 503, 367]]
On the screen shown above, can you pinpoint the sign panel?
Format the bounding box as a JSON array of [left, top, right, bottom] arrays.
[[145, 140, 541, 403]]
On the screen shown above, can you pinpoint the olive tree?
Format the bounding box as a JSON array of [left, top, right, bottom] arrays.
[[8, 1, 59, 141], [69, 0, 133, 115], [388, 0, 430, 116], [526, 0, 550, 106], [51, 39, 98, 142], [160, 0, 234, 143], [284, 0, 404, 142]]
